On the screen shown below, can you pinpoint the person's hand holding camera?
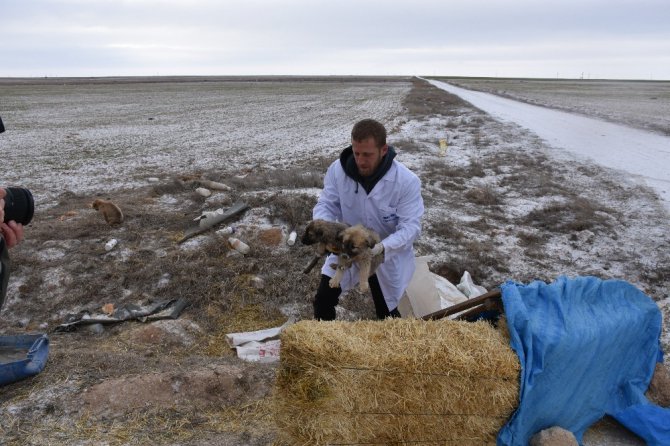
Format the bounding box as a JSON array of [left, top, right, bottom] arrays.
[[0, 188, 26, 248], [0, 119, 33, 311]]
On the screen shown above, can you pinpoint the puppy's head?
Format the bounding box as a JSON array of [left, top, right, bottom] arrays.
[[301, 220, 323, 245], [342, 225, 378, 257], [90, 199, 103, 210]]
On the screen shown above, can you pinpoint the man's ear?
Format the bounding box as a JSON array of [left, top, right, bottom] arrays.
[[380, 144, 389, 156]]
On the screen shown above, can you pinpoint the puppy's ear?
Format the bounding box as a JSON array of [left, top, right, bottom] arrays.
[[338, 228, 348, 241]]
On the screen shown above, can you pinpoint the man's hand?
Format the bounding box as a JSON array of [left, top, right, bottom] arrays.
[[0, 188, 24, 248], [371, 242, 384, 256], [1, 221, 24, 248]]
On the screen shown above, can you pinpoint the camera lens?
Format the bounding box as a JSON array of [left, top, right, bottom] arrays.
[[4, 187, 34, 225]]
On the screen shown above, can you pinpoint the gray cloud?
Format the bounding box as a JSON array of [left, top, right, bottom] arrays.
[[1, 0, 669, 78]]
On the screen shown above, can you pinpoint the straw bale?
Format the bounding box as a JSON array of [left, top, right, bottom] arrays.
[[274, 318, 520, 445]]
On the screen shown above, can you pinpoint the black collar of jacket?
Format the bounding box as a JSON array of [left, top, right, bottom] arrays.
[[339, 145, 396, 194]]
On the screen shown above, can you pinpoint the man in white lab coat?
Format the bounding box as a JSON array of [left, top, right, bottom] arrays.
[[312, 119, 424, 320]]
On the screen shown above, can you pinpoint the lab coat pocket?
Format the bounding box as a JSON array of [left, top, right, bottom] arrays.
[[379, 206, 399, 230]]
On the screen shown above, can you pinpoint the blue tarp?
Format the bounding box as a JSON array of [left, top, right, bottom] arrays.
[[497, 276, 669, 446], [0, 333, 49, 386]]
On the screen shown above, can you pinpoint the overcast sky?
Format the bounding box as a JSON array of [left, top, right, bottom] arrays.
[[1, 0, 669, 79]]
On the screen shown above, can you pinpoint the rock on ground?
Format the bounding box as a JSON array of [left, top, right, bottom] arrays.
[[530, 426, 579, 446], [646, 362, 670, 407]]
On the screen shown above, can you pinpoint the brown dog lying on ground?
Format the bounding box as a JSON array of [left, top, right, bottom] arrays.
[[301, 219, 384, 293]]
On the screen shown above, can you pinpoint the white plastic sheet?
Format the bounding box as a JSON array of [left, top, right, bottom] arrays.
[[226, 319, 293, 363]]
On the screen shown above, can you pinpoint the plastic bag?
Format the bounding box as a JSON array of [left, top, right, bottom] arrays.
[[399, 256, 469, 318]]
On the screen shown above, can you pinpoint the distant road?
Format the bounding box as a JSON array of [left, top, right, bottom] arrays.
[[426, 78, 670, 213]]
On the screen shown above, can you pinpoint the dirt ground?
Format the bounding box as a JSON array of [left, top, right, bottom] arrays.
[[1, 77, 668, 445]]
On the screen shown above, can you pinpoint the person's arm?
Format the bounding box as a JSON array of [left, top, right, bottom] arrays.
[[313, 162, 343, 222], [378, 175, 423, 254]]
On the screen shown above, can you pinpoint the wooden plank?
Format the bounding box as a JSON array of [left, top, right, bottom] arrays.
[[422, 288, 502, 321], [453, 297, 504, 321], [177, 201, 249, 244]]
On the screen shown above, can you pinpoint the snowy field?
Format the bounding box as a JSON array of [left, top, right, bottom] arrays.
[[0, 76, 668, 445], [1, 77, 409, 206], [427, 78, 670, 212], [438, 77, 670, 136]]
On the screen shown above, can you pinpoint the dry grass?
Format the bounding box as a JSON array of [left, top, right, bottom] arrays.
[[465, 185, 501, 206], [522, 196, 616, 234], [1, 402, 277, 446], [392, 137, 425, 153], [210, 159, 330, 192], [403, 77, 469, 117], [266, 193, 317, 229], [8, 179, 323, 331]]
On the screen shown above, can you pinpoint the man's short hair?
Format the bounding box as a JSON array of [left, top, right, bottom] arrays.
[[352, 119, 387, 148]]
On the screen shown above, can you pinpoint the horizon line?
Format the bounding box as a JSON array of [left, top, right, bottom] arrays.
[[0, 74, 667, 83]]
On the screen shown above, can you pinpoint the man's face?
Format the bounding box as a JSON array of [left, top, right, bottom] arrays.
[[352, 137, 388, 177]]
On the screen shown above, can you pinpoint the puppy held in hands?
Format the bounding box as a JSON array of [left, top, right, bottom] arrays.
[[332, 224, 384, 293], [301, 219, 349, 256], [91, 199, 124, 225], [301, 220, 384, 292], [300, 219, 350, 274]]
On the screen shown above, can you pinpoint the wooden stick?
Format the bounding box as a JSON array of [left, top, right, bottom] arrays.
[[422, 289, 502, 321], [177, 201, 249, 243], [452, 298, 504, 321]]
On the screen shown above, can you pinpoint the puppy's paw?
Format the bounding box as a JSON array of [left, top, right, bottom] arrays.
[[329, 278, 340, 288], [358, 281, 370, 293]]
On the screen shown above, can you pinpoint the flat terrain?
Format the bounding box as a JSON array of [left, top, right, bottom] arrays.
[[436, 77, 670, 136], [0, 76, 668, 445]]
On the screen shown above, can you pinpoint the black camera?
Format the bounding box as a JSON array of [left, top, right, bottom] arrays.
[[0, 117, 34, 226], [3, 187, 34, 226], [1, 116, 35, 311]]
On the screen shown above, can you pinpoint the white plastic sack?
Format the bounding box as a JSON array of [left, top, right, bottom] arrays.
[[457, 270, 488, 298], [398, 257, 487, 319], [233, 340, 281, 363]]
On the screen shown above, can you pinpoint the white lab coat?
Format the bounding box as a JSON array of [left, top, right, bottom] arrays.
[[314, 157, 424, 311]]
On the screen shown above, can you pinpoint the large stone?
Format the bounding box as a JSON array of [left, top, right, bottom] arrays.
[[529, 426, 578, 446], [647, 362, 670, 407]]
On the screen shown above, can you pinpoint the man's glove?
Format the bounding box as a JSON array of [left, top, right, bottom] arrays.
[[371, 242, 384, 256]]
